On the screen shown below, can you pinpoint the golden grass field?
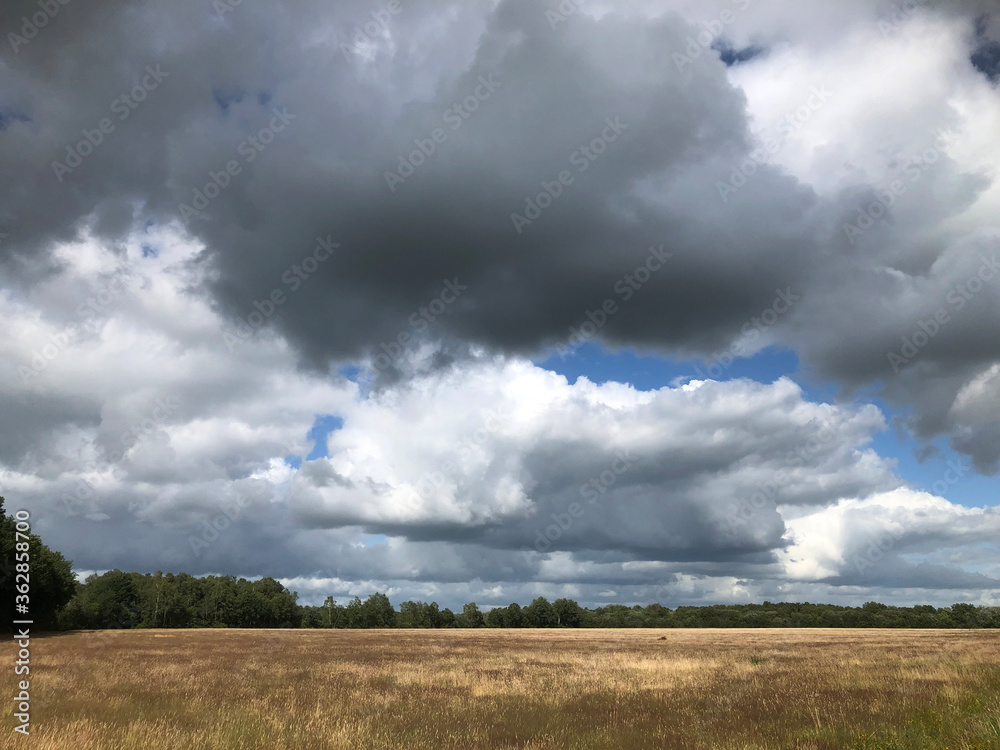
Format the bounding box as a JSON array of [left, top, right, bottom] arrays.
[[4, 628, 1000, 749]]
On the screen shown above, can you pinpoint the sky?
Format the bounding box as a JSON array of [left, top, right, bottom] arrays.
[[1, 0, 999, 610]]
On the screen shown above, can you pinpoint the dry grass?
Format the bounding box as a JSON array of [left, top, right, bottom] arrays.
[[4, 628, 1000, 749]]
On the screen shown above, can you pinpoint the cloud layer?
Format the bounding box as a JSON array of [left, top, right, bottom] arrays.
[[1, 0, 998, 606]]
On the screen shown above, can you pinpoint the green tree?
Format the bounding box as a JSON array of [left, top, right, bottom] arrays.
[[358, 593, 395, 628], [525, 596, 558, 627], [506, 602, 525, 628], [1, 497, 77, 631], [485, 605, 507, 628], [321, 596, 345, 628], [137, 571, 193, 628], [69, 570, 141, 629], [344, 596, 365, 628], [300, 606, 324, 628], [459, 602, 485, 628], [234, 587, 270, 627], [950, 603, 978, 628], [398, 600, 429, 628], [553, 598, 583, 627]]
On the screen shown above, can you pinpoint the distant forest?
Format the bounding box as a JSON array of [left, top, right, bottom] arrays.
[[53, 570, 1000, 630], [3, 497, 998, 632]]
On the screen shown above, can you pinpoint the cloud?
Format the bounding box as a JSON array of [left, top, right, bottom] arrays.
[[290, 354, 898, 559], [2, 0, 997, 472], [780, 488, 1000, 588], [0, 0, 998, 607]]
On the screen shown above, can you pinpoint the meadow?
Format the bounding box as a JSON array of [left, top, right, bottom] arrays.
[[4, 628, 1000, 749]]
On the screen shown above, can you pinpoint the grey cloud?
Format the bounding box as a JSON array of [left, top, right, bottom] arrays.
[[1, 0, 998, 608]]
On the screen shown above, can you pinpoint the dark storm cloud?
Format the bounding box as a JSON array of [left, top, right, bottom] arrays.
[[2, 0, 997, 471], [0, 391, 98, 465], [712, 40, 766, 66], [0, 0, 809, 360], [1, 0, 999, 607], [971, 13, 1000, 83], [828, 560, 1000, 591]]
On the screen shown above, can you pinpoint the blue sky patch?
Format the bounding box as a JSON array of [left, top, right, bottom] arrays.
[[0, 109, 31, 130], [307, 414, 344, 460], [536, 342, 992, 509]]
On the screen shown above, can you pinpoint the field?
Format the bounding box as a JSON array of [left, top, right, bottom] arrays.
[[4, 629, 1000, 749]]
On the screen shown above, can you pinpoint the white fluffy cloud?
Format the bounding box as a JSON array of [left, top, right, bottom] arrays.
[[1, 231, 996, 606], [1, 0, 998, 607]]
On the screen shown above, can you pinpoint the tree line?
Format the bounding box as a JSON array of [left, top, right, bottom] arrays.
[[2, 498, 999, 631], [52, 571, 1000, 630]]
